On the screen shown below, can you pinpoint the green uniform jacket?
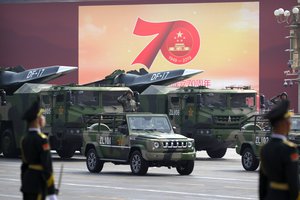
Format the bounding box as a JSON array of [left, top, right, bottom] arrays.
[[20, 129, 56, 195], [259, 137, 300, 200]]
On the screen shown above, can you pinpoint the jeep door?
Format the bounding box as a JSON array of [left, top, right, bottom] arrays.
[[109, 116, 130, 160]]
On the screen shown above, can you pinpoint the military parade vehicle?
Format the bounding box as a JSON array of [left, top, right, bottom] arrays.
[[0, 83, 131, 158], [235, 114, 300, 171], [139, 85, 257, 158], [0, 65, 133, 158], [82, 113, 196, 175]]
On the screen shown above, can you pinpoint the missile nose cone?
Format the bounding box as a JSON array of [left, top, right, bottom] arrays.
[[182, 69, 203, 77], [56, 66, 78, 74]]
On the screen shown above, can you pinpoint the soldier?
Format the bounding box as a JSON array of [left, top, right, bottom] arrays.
[[259, 100, 299, 200], [117, 90, 137, 112], [20, 100, 58, 200]]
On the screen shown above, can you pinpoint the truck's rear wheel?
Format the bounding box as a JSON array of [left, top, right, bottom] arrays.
[[1, 129, 18, 158], [56, 145, 76, 159], [130, 151, 148, 175], [242, 147, 259, 171], [207, 148, 227, 158], [176, 160, 194, 175], [86, 149, 104, 173]]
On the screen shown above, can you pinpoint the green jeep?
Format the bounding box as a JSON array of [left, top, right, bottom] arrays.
[[81, 113, 196, 175], [236, 114, 300, 171]]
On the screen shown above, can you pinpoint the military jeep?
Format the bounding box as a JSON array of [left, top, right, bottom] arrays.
[[81, 113, 196, 175], [236, 114, 300, 171]]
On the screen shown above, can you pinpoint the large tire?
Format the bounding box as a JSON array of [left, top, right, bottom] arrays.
[[130, 151, 148, 175], [56, 145, 76, 159], [176, 160, 194, 175], [86, 148, 104, 173], [207, 148, 227, 158], [242, 147, 259, 171], [1, 129, 18, 158]]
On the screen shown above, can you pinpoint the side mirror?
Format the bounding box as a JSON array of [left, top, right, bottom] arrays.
[[0, 90, 6, 106], [119, 126, 129, 135], [173, 126, 178, 133]]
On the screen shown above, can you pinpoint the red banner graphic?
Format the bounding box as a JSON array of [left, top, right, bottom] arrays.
[[132, 18, 200, 69]]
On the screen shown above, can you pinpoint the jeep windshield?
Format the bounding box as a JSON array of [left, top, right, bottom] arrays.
[[128, 116, 172, 133], [291, 117, 300, 131], [230, 93, 255, 108]]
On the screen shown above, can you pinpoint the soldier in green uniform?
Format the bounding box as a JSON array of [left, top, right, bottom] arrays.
[[118, 90, 137, 112], [259, 100, 300, 200], [20, 100, 58, 200]]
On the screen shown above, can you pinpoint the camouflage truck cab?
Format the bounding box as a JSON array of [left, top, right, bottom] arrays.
[[236, 114, 300, 171], [0, 83, 131, 158], [82, 113, 196, 175], [139, 85, 257, 158]]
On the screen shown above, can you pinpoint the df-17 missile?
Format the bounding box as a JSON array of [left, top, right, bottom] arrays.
[[0, 65, 77, 94], [86, 68, 203, 93]]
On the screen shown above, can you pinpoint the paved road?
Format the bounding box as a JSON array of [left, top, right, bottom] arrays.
[[0, 149, 258, 200]]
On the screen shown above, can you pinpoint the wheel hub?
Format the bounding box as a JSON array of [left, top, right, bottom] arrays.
[[88, 152, 96, 169], [132, 155, 141, 172], [243, 152, 253, 168]]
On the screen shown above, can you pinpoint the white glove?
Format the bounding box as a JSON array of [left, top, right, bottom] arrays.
[[48, 194, 58, 200]]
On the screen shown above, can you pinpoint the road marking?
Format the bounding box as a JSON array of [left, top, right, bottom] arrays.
[[0, 194, 21, 199], [64, 182, 256, 200], [189, 176, 257, 182], [225, 186, 257, 190]]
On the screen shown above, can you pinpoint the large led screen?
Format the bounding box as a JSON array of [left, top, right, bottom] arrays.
[[79, 2, 259, 89]]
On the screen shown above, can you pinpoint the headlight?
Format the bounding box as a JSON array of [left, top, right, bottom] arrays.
[[187, 141, 193, 148], [153, 141, 160, 149]]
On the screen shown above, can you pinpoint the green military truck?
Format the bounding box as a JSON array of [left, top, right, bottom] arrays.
[[82, 113, 196, 175], [236, 114, 300, 171], [0, 83, 131, 158], [139, 85, 257, 158]]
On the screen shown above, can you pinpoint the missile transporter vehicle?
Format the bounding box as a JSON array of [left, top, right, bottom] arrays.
[[0, 83, 131, 158], [236, 114, 300, 171], [139, 85, 257, 158], [82, 113, 196, 175]]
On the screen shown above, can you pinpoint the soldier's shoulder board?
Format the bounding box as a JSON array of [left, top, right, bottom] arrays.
[[37, 132, 47, 139], [283, 140, 297, 148]]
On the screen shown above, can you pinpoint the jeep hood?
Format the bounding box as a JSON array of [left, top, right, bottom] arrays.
[[132, 132, 189, 140]]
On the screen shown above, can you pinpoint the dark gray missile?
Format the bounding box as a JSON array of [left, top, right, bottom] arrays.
[[86, 68, 203, 92], [0, 65, 77, 94]]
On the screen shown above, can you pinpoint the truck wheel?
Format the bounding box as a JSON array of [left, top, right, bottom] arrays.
[[242, 147, 259, 171], [176, 160, 194, 175], [130, 151, 148, 175], [56, 145, 76, 159], [86, 148, 104, 173], [1, 129, 18, 158], [207, 148, 227, 158]]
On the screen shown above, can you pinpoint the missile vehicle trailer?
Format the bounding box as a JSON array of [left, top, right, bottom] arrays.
[[236, 114, 300, 171], [0, 82, 132, 158], [139, 85, 257, 158], [82, 113, 196, 175]]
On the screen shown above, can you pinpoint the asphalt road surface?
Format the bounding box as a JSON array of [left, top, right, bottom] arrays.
[[0, 149, 258, 200]]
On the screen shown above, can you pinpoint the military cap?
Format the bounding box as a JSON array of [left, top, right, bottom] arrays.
[[22, 100, 45, 123], [265, 100, 293, 125]]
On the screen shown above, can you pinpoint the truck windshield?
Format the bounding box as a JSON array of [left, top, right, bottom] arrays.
[[201, 93, 227, 108], [291, 117, 300, 131], [128, 116, 172, 133], [73, 91, 100, 106], [230, 93, 255, 108]]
